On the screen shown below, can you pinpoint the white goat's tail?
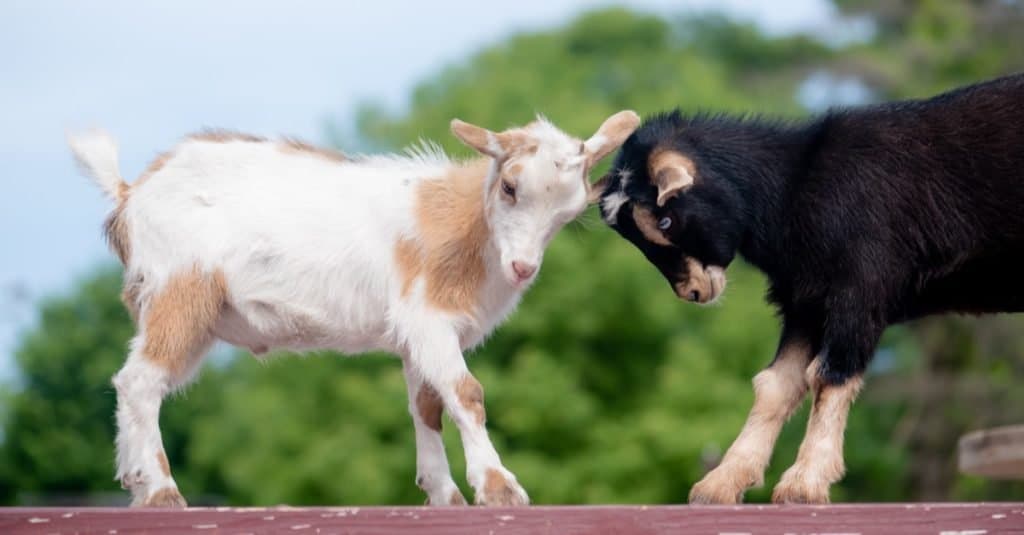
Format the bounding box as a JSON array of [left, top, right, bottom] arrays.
[[68, 129, 128, 203]]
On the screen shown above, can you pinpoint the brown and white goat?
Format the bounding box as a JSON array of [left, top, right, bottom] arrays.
[[69, 112, 639, 507]]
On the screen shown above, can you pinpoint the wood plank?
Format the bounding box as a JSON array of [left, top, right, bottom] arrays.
[[1, 504, 1022, 534], [959, 425, 1024, 479]]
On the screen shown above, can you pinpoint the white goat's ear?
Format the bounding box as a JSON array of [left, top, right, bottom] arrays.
[[649, 149, 696, 207], [450, 119, 529, 159], [583, 110, 641, 168]]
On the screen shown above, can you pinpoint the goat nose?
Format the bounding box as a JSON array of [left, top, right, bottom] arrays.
[[512, 261, 537, 281]]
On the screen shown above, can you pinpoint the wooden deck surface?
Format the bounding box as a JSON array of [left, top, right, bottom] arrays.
[[2, 503, 1022, 534]]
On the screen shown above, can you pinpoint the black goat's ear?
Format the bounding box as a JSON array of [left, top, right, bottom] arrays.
[[649, 149, 696, 206]]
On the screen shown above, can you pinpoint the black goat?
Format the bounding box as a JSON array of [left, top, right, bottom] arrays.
[[593, 73, 1024, 503]]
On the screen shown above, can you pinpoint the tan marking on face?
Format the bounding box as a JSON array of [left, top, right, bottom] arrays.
[[143, 487, 187, 508], [455, 374, 485, 426], [398, 158, 491, 313], [479, 468, 523, 506], [416, 383, 444, 432], [689, 341, 813, 504], [278, 137, 347, 164], [649, 148, 697, 206], [156, 451, 171, 477], [772, 359, 864, 504], [142, 267, 227, 376], [631, 205, 672, 247], [674, 259, 726, 304], [187, 129, 266, 143]]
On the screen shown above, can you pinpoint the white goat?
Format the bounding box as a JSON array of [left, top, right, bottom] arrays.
[[68, 112, 639, 507]]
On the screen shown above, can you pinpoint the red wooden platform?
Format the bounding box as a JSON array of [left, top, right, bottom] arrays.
[[2, 504, 1022, 534]]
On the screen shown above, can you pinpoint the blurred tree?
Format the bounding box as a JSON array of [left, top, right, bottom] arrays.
[[2, 2, 1022, 505]]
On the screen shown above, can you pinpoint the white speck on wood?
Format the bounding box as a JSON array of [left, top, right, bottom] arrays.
[[28, 517, 50, 523], [263, 516, 276, 520], [497, 515, 515, 521], [940, 530, 988, 535], [291, 524, 311, 530], [61, 513, 75, 518], [992, 514, 1006, 519], [192, 524, 218, 529]]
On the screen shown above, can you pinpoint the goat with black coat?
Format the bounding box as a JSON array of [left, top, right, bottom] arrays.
[[593, 73, 1024, 504]]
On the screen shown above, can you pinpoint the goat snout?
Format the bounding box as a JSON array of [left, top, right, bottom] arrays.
[[511, 260, 537, 282], [674, 261, 726, 305]]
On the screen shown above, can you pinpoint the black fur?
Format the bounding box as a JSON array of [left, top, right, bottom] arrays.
[[600, 73, 1024, 385]]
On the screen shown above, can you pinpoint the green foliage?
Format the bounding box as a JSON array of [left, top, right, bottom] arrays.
[[3, 2, 1023, 505]]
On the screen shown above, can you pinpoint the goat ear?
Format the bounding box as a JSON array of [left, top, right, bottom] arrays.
[[587, 173, 611, 204], [583, 110, 641, 167], [649, 149, 696, 207], [451, 119, 530, 159]]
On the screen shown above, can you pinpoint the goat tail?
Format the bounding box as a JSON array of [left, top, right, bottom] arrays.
[[68, 129, 128, 203]]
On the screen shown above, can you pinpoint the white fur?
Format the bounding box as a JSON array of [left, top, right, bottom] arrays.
[[71, 117, 631, 506]]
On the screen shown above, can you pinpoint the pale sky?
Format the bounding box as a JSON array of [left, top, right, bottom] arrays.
[[0, 0, 844, 379]]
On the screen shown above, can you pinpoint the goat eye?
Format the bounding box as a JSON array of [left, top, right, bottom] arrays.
[[501, 180, 516, 198], [658, 216, 672, 230]]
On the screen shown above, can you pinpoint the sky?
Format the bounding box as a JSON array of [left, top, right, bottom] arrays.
[[0, 0, 846, 380]]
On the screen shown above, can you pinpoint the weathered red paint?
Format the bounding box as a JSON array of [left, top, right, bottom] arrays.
[[1, 504, 1021, 534]]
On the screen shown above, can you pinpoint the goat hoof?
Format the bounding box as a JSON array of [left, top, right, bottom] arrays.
[[141, 487, 188, 508], [771, 480, 829, 504], [689, 466, 754, 504], [475, 468, 529, 506], [426, 489, 468, 506]]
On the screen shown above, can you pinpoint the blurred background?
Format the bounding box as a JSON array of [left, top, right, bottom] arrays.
[[2, 0, 1023, 505]]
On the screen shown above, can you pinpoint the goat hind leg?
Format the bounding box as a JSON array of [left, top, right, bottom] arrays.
[[114, 268, 225, 507]]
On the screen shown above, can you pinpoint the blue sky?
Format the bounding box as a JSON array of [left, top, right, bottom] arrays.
[[0, 0, 842, 379]]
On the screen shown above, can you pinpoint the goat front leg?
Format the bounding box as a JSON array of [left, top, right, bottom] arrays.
[[772, 300, 876, 504], [406, 328, 528, 506], [689, 330, 814, 504], [401, 359, 466, 505]]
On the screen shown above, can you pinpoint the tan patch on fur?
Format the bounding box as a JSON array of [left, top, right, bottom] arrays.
[[631, 205, 673, 247], [142, 267, 227, 376], [156, 451, 171, 477], [416, 383, 444, 432], [142, 487, 187, 508], [455, 374, 485, 426], [449, 489, 467, 505], [279, 137, 347, 164], [103, 203, 132, 265], [398, 158, 491, 313], [479, 468, 523, 506], [122, 276, 143, 323], [772, 359, 864, 504], [649, 148, 697, 206], [690, 340, 813, 504]]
